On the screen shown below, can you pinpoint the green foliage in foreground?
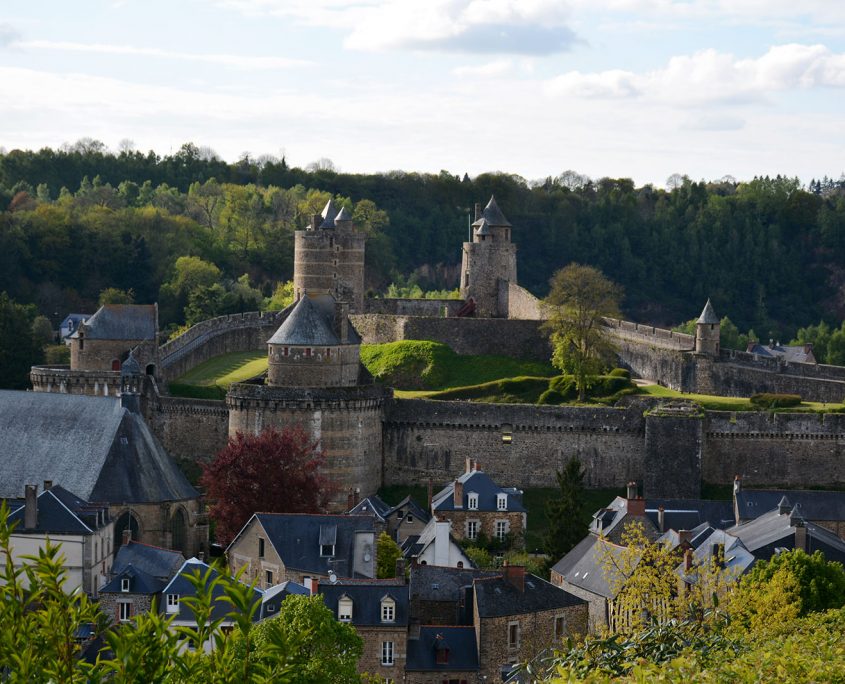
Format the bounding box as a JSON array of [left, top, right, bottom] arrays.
[[359, 340, 555, 390], [0, 501, 362, 683]]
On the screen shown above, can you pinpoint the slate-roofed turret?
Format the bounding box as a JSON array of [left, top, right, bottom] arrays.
[[319, 199, 339, 228], [268, 296, 341, 347], [697, 298, 719, 325], [472, 195, 511, 228]]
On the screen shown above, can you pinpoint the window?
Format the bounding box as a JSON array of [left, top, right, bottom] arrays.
[[467, 493, 478, 510], [120, 578, 130, 593], [555, 615, 566, 639], [338, 596, 353, 621], [265, 570, 273, 587], [497, 493, 508, 510], [502, 424, 513, 444], [405, 514, 413, 523], [495, 520, 508, 541], [166, 594, 179, 613], [283, 346, 289, 357], [305, 348, 312, 357], [321, 544, 335, 557], [508, 621, 520, 649], [258, 537, 265, 558], [467, 521, 479, 540], [118, 602, 132, 623], [381, 640, 394, 666], [381, 598, 395, 623], [267, 603, 276, 613]]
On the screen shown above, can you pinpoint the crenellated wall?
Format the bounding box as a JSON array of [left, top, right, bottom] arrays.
[[363, 298, 463, 317]]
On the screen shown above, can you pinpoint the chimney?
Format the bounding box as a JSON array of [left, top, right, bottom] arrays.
[[198, 552, 205, 563], [310, 213, 320, 230], [626, 482, 645, 517], [453, 479, 464, 509], [434, 518, 450, 566], [395, 558, 407, 582], [733, 475, 742, 495], [769, 338, 774, 349], [465, 457, 472, 474], [683, 548, 693, 572], [474, 203, 481, 221], [503, 564, 525, 593], [626, 482, 637, 500], [427, 478, 433, 512], [347, 489, 355, 511], [794, 523, 808, 552], [24, 484, 38, 530], [334, 302, 350, 344], [746, 341, 756, 353], [43, 480, 53, 491], [678, 529, 692, 547], [657, 506, 665, 533], [804, 342, 814, 355], [122, 529, 132, 546]]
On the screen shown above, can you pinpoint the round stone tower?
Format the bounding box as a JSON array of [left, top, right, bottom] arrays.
[[227, 292, 387, 511], [293, 200, 366, 313], [695, 298, 721, 356], [460, 196, 517, 318]]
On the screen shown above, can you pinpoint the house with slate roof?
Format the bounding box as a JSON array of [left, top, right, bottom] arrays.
[[227, 513, 376, 588], [59, 313, 90, 342], [431, 459, 527, 548], [0, 389, 206, 557], [259, 580, 309, 619], [401, 517, 474, 569], [6, 483, 113, 596], [409, 564, 498, 625], [320, 580, 409, 679], [405, 626, 479, 684], [350, 494, 431, 544], [69, 304, 159, 375], [99, 537, 185, 625], [745, 340, 817, 364], [159, 558, 262, 651]]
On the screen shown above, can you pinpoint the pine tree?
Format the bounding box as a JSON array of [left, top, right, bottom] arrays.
[[543, 456, 586, 564]]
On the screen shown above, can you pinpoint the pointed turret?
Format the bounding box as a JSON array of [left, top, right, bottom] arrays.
[[695, 298, 721, 356], [319, 200, 338, 228], [472, 195, 511, 228], [698, 298, 719, 325]]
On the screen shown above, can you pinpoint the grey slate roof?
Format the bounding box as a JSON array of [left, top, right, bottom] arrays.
[[111, 541, 185, 582], [697, 299, 719, 325], [319, 581, 409, 626], [551, 534, 630, 599], [474, 573, 585, 618], [260, 580, 309, 619], [409, 564, 498, 602], [646, 498, 735, 530], [334, 206, 352, 222], [386, 496, 431, 525], [431, 470, 525, 513], [251, 513, 375, 577], [71, 304, 156, 340], [472, 195, 511, 227], [675, 528, 755, 583], [348, 495, 392, 521], [7, 486, 108, 535], [736, 489, 845, 522], [319, 199, 338, 228], [728, 507, 845, 563], [0, 391, 198, 504], [406, 626, 479, 672], [745, 343, 816, 364], [101, 564, 165, 595]]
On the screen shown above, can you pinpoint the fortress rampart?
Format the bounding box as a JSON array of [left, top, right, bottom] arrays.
[[30, 365, 120, 396], [363, 298, 463, 317]]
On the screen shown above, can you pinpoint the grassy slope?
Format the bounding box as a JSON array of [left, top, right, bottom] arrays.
[[638, 383, 845, 412], [175, 350, 267, 387]]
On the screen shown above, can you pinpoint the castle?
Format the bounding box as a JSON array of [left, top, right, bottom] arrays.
[[31, 197, 845, 511]]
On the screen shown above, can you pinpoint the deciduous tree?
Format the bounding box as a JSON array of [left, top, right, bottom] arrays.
[[543, 457, 586, 563], [376, 532, 403, 579]]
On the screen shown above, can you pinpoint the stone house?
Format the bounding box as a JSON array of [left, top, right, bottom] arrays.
[[99, 535, 185, 625], [69, 304, 159, 376], [431, 459, 527, 548], [405, 626, 479, 684], [59, 313, 90, 342], [409, 564, 498, 626], [227, 513, 376, 588], [0, 389, 207, 558], [401, 517, 474, 569], [319, 580, 409, 680], [473, 566, 588, 681], [349, 494, 431, 544], [6, 483, 113, 596]]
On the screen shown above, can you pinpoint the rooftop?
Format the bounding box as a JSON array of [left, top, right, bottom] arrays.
[[405, 626, 479, 672], [474, 572, 585, 618], [71, 304, 157, 341]]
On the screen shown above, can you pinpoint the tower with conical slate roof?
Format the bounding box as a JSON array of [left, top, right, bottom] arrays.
[[695, 299, 720, 356], [293, 200, 366, 313], [460, 196, 518, 317]]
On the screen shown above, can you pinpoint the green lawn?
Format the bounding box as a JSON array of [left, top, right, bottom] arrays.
[[637, 384, 845, 412], [173, 350, 267, 388]]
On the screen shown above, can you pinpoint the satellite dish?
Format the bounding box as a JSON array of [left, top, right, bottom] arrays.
[[363, 552, 372, 563], [329, 570, 338, 584]]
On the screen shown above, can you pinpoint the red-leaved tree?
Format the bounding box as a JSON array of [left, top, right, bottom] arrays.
[[201, 426, 333, 544]]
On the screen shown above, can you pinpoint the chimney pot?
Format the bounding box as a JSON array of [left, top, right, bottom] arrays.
[[474, 203, 481, 221], [395, 558, 407, 582], [453, 479, 464, 509], [503, 564, 525, 592], [24, 484, 38, 530], [626, 482, 638, 500], [43, 480, 53, 491], [198, 552, 205, 563], [657, 506, 665, 533], [465, 457, 472, 474]]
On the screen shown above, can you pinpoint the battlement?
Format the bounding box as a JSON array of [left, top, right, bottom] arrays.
[[603, 317, 695, 351], [363, 298, 464, 317], [226, 381, 390, 411], [30, 365, 120, 396]]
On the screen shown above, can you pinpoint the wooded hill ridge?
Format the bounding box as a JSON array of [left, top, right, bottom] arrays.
[[2, 141, 845, 340]]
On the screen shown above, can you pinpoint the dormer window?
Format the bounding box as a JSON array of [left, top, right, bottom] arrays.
[[467, 493, 479, 510], [497, 493, 508, 510], [381, 597, 395, 623], [120, 578, 130, 593], [166, 594, 179, 613], [321, 544, 335, 557], [338, 596, 353, 622]]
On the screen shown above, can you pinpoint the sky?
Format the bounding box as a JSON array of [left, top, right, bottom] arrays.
[[1, 0, 844, 186]]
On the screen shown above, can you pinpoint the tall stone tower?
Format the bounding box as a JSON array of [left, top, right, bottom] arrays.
[[695, 298, 720, 356], [293, 200, 366, 313], [460, 196, 517, 318]]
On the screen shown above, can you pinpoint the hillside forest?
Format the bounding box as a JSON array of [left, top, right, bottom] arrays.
[[2, 141, 845, 346]]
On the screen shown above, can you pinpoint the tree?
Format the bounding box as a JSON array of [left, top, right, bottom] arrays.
[[543, 457, 586, 563], [99, 287, 135, 305], [31, 315, 55, 346], [376, 532, 403, 579], [201, 426, 332, 544], [0, 292, 43, 389], [543, 264, 622, 401]]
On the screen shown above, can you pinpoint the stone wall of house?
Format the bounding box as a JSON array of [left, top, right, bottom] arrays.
[[110, 500, 207, 559], [355, 626, 407, 680], [350, 314, 550, 360], [226, 383, 390, 510], [443, 510, 526, 549], [550, 574, 608, 633], [383, 399, 647, 490], [99, 592, 153, 625], [703, 411, 845, 488], [228, 516, 288, 587], [71, 338, 158, 374]]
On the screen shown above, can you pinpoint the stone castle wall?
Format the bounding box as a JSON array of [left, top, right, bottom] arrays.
[[31, 366, 121, 397], [144, 394, 230, 463], [603, 318, 695, 352], [363, 298, 463, 317], [350, 314, 550, 360], [501, 281, 545, 320]]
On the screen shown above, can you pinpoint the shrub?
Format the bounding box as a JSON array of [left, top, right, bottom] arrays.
[[538, 389, 566, 405], [750, 393, 802, 409], [609, 367, 631, 379], [44, 344, 70, 365]]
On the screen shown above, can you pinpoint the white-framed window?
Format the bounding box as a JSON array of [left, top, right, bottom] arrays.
[[508, 621, 520, 649], [467, 520, 479, 540], [495, 520, 508, 541], [467, 493, 478, 510], [381, 640, 395, 666], [338, 596, 353, 622], [119, 602, 132, 623], [166, 594, 180, 613], [120, 578, 130, 593], [497, 493, 508, 510], [267, 603, 276, 613], [381, 598, 395, 623]]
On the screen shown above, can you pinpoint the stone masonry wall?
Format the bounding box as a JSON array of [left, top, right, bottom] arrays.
[[144, 395, 230, 463], [502, 281, 545, 320], [644, 405, 703, 499], [363, 298, 464, 317], [383, 399, 646, 490]]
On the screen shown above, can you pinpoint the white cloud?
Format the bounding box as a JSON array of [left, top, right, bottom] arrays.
[[545, 44, 845, 103], [0, 22, 20, 47], [452, 59, 514, 78], [14, 40, 311, 70]]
